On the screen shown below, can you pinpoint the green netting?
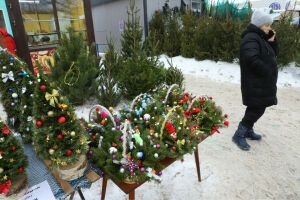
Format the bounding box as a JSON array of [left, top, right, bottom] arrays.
[[204, 0, 252, 20]]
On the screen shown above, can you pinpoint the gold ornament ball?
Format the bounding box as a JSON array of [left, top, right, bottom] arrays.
[[49, 149, 55, 155], [48, 111, 54, 117], [0, 167, 3, 173], [109, 107, 113, 111], [71, 131, 76, 137]]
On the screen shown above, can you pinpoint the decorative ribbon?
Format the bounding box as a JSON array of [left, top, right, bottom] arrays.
[[0, 180, 11, 194], [177, 139, 185, 148], [2, 71, 14, 83], [1, 126, 10, 134], [211, 126, 220, 135], [45, 89, 59, 107]]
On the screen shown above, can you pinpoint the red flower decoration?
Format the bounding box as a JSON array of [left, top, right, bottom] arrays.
[[0, 180, 11, 194], [195, 108, 201, 113], [1, 126, 10, 134]]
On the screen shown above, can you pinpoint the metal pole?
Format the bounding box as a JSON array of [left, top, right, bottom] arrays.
[[143, 0, 148, 38]]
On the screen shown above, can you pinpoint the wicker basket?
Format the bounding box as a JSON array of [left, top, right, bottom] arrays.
[[1, 175, 28, 200], [57, 155, 88, 181]]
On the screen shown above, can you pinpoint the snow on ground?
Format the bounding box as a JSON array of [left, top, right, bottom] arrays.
[[159, 55, 300, 88]]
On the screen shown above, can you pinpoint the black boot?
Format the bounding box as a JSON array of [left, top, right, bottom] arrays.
[[232, 123, 250, 151], [245, 128, 262, 140]]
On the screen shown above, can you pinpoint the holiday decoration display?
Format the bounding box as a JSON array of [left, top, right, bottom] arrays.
[[86, 84, 228, 183], [0, 47, 35, 143], [32, 71, 89, 179], [0, 120, 28, 199]]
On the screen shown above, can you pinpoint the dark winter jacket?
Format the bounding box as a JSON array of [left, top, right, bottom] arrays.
[[239, 23, 278, 107], [0, 28, 16, 55]]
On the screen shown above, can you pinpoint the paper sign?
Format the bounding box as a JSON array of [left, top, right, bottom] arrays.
[[119, 21, 124, 32], [20, 181, 55, 200]]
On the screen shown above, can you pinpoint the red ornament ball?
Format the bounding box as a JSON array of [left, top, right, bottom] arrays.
[[12, 146, 16, 151], [96, 108, 100, 111], [224, 114, 228, 118], [172, 146, 176, 151], [152, 139, 155, 142], [19, 167, 24, 173], [57, 134, 63, 140], [66, 150, 72, 156], [209, 97, 213, 100], [197, 137, 201, 141], [58, 116, 66, 123], [39, 85, 47, 91], [195, 108, 201, 113], [184, 97, 189, 102], [36, 121, 43, 127], [94, 117, 98, 122], [92, 136, 96, 140], [224, 121, 229, 126]]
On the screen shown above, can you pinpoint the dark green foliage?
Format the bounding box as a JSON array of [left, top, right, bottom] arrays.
[[97, 40, 122, 107], [193, 17, 215, 60], [0, 121, 28, 185], [119, 55, 165, 99], [48, 27, 99, 105], [164, 13, 181, 57], [181, 10, 196, 58], [149, 10, 165, 55], [273, 13, 300, 67]]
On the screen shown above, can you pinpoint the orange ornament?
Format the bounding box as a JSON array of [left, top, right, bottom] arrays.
[[41, 116, 45, 121], [152, 169, 156, 174], [101, 120, 106, 125], [62, 130, 67, 135], [53, 145, 58, 150]]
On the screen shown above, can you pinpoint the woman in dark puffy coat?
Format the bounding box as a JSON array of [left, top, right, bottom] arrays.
[[232, 10, 279, 150]]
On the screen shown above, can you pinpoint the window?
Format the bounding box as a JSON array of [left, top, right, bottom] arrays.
[[191, 0, 201, 12], [0, 10, 7, 30], [19, 0, 59, 51]]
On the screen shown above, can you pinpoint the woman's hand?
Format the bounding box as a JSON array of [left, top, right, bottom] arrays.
[[268, 30, 276, 42]]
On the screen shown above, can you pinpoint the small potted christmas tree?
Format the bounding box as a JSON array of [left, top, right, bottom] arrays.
[[32, 72, 89, 180], [0, 120, 28, 199]]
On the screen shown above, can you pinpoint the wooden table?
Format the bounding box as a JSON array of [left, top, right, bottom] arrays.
[[101, 136, 207, 200]]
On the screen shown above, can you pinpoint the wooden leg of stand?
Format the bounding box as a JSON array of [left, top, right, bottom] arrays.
[[129, 190, 135, 200], [194, 145, 201, 182], [101, 174, 108, 200]]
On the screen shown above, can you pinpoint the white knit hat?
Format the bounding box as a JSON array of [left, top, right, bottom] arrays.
[[251, 10, 273, 28]]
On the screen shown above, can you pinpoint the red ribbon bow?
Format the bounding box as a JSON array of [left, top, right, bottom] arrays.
[[211, 126, 220, 135], [0, 180, 11, 194], [1, 126, 10, 134]]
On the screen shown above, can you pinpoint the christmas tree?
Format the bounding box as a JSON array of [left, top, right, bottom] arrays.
[[181, 9, 196, 58], [0, 48, 24, 128], [0, 48, 37, 143], [149, 10, 165, 55], [0, 120, 28, 195], [164, 12, 181, 57], [119, 5, 165, 99], [32, 71, 89, 168], [97, 40, 122, 108], [120, 7, 144, 60], [48, 27, 99, 105]]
